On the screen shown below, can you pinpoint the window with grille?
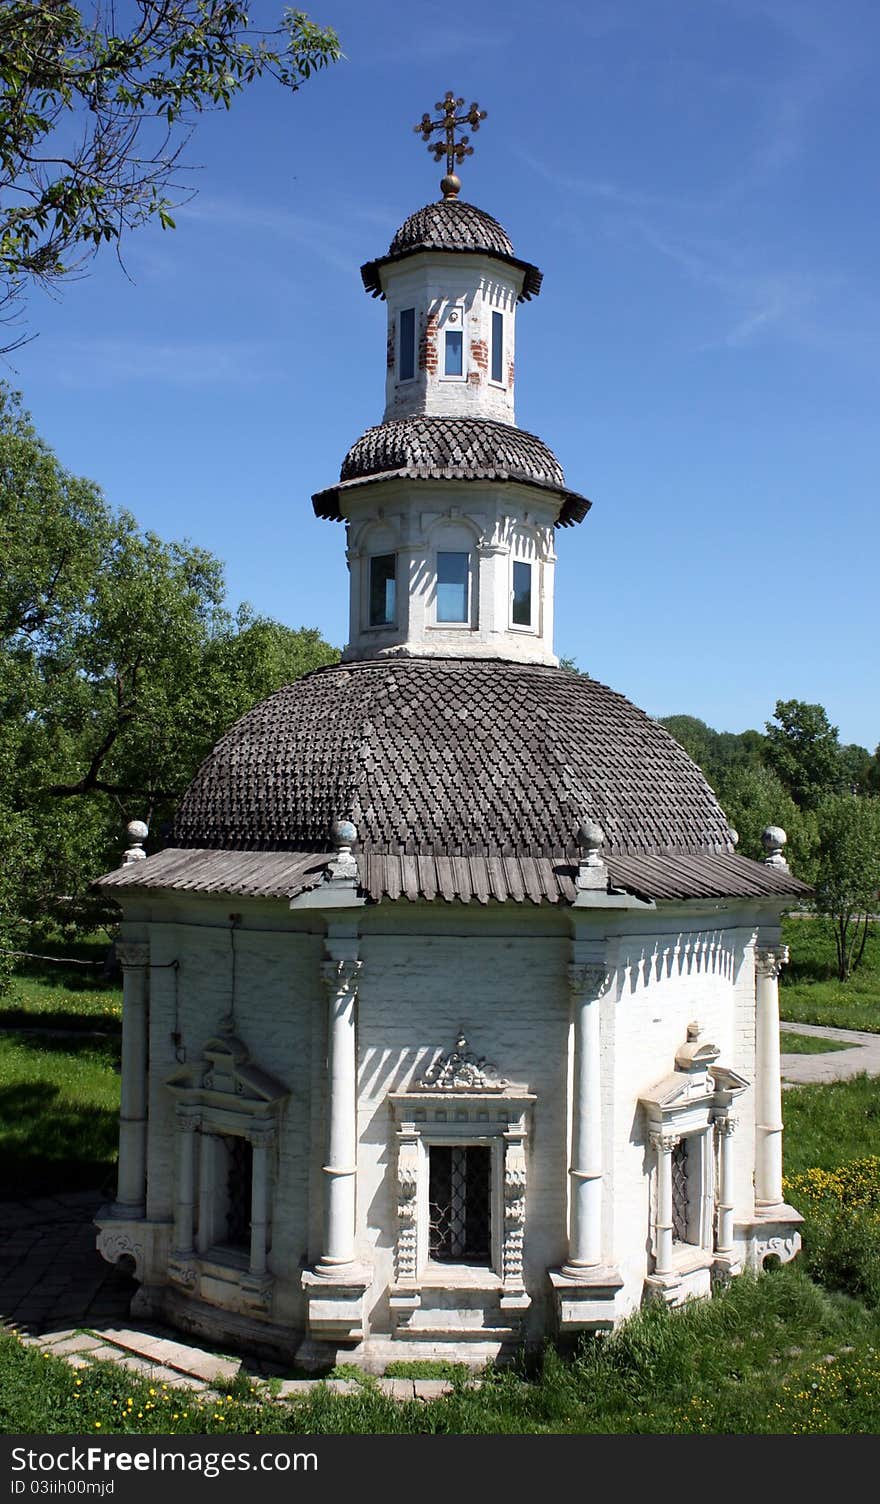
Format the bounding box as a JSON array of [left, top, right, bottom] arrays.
[[428, 1145, 491, 1264], [671, 1139, 690, 1244], [221, 1135, 253, 1251]]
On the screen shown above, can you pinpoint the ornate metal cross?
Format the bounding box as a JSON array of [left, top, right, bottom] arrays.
[[414, 92, 487, 192]]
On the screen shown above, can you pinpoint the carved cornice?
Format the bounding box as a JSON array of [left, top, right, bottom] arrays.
[[755, 945, 790, 980]]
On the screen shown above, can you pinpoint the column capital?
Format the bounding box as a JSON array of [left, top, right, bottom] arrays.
[[567, 962, 610, 1000], [322, 958, 363, 994], [715, 1115, 738, 1138], [117, 942, 149, 969], [247, 1122, 276, 1148], [649, 1128, 680, 1153], [175, 1109, 201, 1134], [755, 945, 789, 980]]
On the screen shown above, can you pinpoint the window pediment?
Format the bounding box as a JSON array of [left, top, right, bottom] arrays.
[[167, 1032, 288, 1110]]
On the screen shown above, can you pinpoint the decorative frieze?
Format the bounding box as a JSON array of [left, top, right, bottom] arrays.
[[418, 1032, 507, 1091]]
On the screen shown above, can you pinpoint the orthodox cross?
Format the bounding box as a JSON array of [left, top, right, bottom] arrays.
[[414, 92, 487, 198]]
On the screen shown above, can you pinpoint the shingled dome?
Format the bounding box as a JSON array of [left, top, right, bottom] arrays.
[[313, 416, 590, 527], [361, 199, 542, 300], [171, 658, 734, 859]]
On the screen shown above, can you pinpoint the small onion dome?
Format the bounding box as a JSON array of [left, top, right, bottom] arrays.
[[361, 199, 542, 301], [313, 416, 590, 529]]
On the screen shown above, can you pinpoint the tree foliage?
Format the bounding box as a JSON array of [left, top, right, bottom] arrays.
[[764, 699, 847, 810], [814, 795, 880, 981], [0, 3, 341, 342], [0, 384, 338, 942]]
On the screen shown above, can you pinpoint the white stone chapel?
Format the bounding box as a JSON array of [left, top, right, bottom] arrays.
[[96, 95, 807, 1368]]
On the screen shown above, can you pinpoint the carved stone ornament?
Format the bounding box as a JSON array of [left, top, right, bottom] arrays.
[[568, 962, 610, 998], [116, 942, 149, 969], [96, 1226, 144, 1281], [755, 945, 790, 980], [502, 1148, 527, 1286], [649, 1129, 681, 1153], [418, 1033, 507, 1091], [715, 1115, 738, 1139], [321, 958, 363, 995], [755, 1231, 801, 1267], [168, 1257, 198, 1291]]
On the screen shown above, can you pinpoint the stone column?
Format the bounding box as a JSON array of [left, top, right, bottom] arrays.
[[754, 945, 788, 1208], [113, 941, 149, 1217], [715, 1116, 737, 1256], [564, 961, 607, 1271], [248, 1125, 274, 1279], [651, 1130, 680, 1277], [318, 955, 362, 1269], [172, 1109, 200, 1259], [196, 1131, 214, 1254]]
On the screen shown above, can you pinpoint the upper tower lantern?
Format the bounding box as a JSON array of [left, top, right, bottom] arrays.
[[312, 95, 590, 666]]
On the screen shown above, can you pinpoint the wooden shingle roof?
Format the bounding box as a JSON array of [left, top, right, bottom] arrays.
[[360, 199, 543, 301]]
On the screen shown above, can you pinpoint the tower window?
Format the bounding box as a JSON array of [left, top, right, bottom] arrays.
[[436, 551, 469, 622], [491, 310, 504, 383], [512, 561, 532, 627], [444, 329, 463, 376], [399, 307, 415, 381], [369, 553, 396, 626]]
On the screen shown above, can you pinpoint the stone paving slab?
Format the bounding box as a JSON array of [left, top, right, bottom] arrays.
[[96, 1326, 241, 1384]]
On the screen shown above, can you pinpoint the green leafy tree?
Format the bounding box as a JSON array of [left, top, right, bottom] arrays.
[[0, 3, 340, 343], [814, 795, 880, 981], [764, 699, 846, 810], [715, 764, 818, 880], [0, 384, 338, 947], [659, 715, 765, 788]]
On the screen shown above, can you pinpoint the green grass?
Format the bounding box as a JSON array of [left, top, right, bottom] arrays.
[[783, 1074, 880, 1175], [0, 935, 122, 1032], [779, 1030, 855, 1055], [0, 1031, 120, 1195], [3, 1268, 880, 1433], [780, 916, 880, 1032]]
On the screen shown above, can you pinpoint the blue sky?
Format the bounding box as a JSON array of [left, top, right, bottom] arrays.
[[9, 0, 879, 750]]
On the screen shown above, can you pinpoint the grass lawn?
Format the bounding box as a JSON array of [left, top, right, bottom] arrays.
[[780, 916, 880, 1032], [0, 935, 122, 1032], [0, 1031, 120, 1194], [779, 1031, 855, 1055]]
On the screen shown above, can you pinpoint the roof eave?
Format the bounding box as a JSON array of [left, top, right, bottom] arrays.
[[311, 470, 591, 525], [360, 246, 543, 302]]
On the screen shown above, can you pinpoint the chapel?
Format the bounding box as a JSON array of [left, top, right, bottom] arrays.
[[96, 95, 807, 1369]]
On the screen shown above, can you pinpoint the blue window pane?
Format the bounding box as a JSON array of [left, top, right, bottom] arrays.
[[491, 310, 503, 383], [369, 554, 396, 626], [512, 561, 532, 626], [399, 307, 415, 381], [437, 551, 469, 622], [444, 329, 463, 376]]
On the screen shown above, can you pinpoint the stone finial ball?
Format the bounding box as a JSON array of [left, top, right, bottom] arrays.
[[761, 825, 787, 855], [331, 818, 358, 849], [576, 819, 605, 853], [729, 829, 739, 848], [127, 820, 149, 843]]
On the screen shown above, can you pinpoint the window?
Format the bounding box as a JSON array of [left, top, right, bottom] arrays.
[[429, 1145, 491, 1264], [444, 328, 463, 376], [436, 551, 469, 622], [369, 553, 396, 626], [221, 1136, 253, 1252], [491, 310, 504, 383], [399, 307, 415, 381], [512, 560, 532, 627], [671, 1139, 689, 1244]]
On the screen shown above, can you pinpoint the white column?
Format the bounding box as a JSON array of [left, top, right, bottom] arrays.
[[319, 955, 362, 1269], [173, 1110, 200, 1258], [754, 945, 788, 1208], [249, 1126, 273, 1278], [196, 1132, 213, 1254], [114, 941, 149, 1217], [651, 1130, 679, 1276], [715, 1116, 737, 1255], [564, 961, 607, 1271]]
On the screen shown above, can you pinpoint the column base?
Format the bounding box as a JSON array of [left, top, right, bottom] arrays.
[[301, 1262, 373, 1342], [549, 1264, 624, 1332]]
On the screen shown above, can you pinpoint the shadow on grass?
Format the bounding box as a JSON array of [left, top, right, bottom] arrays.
[[0, 1006, 122, 1034], [0, 1081, 119, 1198]]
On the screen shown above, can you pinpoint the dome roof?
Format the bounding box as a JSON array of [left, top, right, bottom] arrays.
[[312, 416, 590, 527], [171, 658, 735, 859], [390, 199, 515, 259], [360, 199, 542, 301]]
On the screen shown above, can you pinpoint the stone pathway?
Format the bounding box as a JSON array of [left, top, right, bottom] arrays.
[[0, 1190, 454, 1401], [780, 1022, 880, 1086]]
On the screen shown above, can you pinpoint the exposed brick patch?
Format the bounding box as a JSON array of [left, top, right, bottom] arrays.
[[470, 338, 488, 373], [419, 312, 438, 374]]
